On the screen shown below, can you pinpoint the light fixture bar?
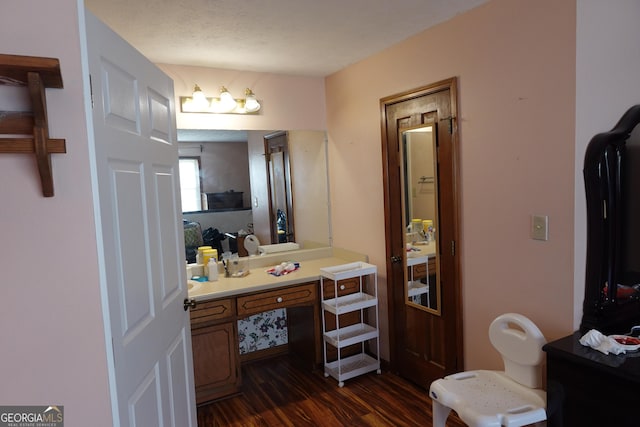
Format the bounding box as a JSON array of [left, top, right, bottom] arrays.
[[180, 86, 261, 114]]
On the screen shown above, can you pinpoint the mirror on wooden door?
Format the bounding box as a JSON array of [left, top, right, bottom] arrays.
[[381, 77, 462, 387], [402, 126, 440, 314]]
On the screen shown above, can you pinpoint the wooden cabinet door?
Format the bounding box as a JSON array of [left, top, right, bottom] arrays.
[[191, 321, 240, 404]]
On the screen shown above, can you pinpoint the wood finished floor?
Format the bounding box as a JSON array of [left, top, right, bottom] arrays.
[[197, 354, 466, 426]]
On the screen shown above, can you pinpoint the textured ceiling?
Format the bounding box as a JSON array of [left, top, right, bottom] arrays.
[[85, 0, 488, 77]]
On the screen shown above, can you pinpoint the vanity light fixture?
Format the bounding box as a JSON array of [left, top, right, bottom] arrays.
[[216, 86, 237, 112], [191, 84, 209, 110], [244, 88, 260, 113], [180, 85, 262, 114]]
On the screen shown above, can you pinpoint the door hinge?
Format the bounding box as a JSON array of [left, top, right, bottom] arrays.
[[451, 240, 456, 256], [440, 116, 454, 134], [89, 74, 94, 109]]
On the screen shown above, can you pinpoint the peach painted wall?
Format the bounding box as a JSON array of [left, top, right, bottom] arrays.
[[325, 0, 577, 367], [0, 0, 112, 424], [157, 64, 326, 131], [574, 0, 640, 328], [246, 130, 331, 248], [288, 130, 331, 246]]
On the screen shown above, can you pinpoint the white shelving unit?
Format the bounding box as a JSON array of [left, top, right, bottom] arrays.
[[320, 262, 381, 387]]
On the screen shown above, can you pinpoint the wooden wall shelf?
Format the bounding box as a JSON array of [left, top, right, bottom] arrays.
[[0, 53, 66, 197]]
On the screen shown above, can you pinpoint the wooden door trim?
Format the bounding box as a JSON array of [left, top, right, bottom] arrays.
[[380, 77, 463, 373]]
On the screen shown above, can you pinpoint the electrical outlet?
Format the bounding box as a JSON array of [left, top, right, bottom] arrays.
[[531, 215, 548, 241]]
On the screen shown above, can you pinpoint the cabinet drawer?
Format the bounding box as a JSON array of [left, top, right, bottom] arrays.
[[413, 263, 427, 277], [322, 277, 361, 299], [412, 258, 436, 278], [237, 282, 317, 317], [190, 298, 235, 327]]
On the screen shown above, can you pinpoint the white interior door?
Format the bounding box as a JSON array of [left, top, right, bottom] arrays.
[[85, 11, 196, 427]]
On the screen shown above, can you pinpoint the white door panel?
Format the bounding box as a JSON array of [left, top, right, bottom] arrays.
[[110, 161, 154, 341], [129, 367, 162, 426], [148, 89, 173, 143], [86, 11, 196, 427], [154, 167, 183, 304], [101, 59, 141, 134]]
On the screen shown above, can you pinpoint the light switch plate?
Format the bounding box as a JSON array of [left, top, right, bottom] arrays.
[[531, 215, 549, 241]]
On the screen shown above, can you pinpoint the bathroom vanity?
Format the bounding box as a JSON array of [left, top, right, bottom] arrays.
[[186, 246, 368, 404]]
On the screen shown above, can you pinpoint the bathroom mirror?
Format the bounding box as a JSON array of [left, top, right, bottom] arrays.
[[178, 129, 331, 248], [402, 125, 441, 315], [178, 129, 252, 214]]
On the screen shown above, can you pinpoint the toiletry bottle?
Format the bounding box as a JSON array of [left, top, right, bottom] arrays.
[[423, 219, 434, 242], [202, 248, 217, 267], [196, 245, 212, 265], [207, 258, 218, 281]]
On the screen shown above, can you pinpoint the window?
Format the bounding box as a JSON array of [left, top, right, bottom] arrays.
[[179, 157, 202, 212]]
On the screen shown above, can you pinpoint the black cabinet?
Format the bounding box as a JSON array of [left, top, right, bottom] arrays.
[[544, 332, 640, 427]]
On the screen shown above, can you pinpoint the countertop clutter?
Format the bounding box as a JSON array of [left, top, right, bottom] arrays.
[[187, 246, 368, 301], [187, 244, 371, 404], [407, 239, 436, 258]]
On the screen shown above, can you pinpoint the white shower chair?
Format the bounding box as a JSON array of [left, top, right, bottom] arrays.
[[429, 313, 547, 427]]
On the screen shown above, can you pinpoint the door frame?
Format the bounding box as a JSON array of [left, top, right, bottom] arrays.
[[380, 77, 463, 374]]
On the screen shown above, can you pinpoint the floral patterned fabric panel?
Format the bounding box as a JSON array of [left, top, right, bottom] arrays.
[[238, 308, 288, 354]]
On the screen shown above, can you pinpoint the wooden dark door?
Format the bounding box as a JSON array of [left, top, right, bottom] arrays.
[[381, 78, 463, 387], [265, 131, 295, 244]]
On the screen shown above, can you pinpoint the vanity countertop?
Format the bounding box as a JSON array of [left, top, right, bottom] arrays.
[[187, 246, 367, 301], [407, 240, 437, 258]]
